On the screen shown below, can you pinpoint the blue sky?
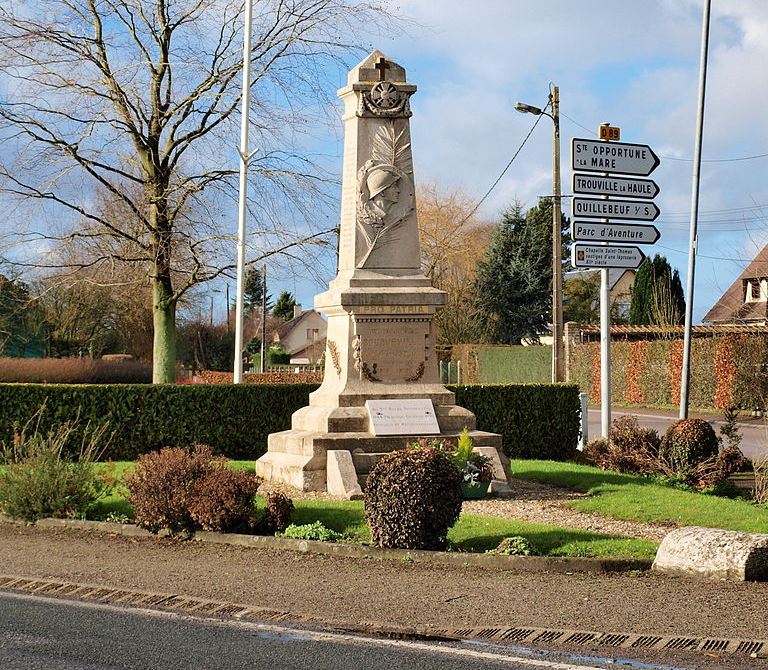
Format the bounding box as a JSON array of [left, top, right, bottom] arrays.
[[276, 0, 768, 324]]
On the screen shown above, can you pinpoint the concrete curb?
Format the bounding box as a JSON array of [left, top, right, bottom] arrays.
[[4, 516, 653, 574]]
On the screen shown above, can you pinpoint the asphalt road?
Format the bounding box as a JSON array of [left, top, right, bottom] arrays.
[[587, 408, 768, 460], [0, 591, 697, 670]]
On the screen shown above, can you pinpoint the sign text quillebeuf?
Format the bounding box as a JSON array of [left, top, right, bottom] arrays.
[[571, 243, 646, 269], [571, 221, 660, 245], [571, 138, 660, 176], [572, 173, 659, 199], [572, 197, 660, 222], [366, 399, 440, 436]]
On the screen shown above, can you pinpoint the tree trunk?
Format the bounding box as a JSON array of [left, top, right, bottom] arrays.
[[152, 278, 177, 384]]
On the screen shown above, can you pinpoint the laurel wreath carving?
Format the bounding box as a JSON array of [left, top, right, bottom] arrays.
[[361, 362, 382, 383], [405, 362, 425, 382], [327, 340, 342, 376]]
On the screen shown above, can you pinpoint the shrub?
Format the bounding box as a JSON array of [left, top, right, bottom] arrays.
[[753, 455, 768, 505], [582, 415, 660, 475], [660, 419, 719, 472], [254, 492, 295, 535], [126, 445, 260, 535], [488, 536, 537, 556], [279, 521, 341, 542], [0, 419, 111, 522], [187, 466, 261, 532], [364, 448, 462, 551]]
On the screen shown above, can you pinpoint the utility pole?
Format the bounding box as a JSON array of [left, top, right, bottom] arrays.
[[550, 85, 564, 383], [680, 0, 711, 419], [599, 122, 612, 438], [260, 264, 267, 373]]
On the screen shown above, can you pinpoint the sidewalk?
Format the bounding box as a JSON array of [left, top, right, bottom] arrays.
[[2, 523, 767, 646]]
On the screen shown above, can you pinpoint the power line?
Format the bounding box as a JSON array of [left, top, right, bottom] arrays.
[[560, 112, 768, 163], [459, 100, 548, 224]]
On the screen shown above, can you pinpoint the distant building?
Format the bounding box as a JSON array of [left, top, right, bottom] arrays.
[[703, 244, 768, 325], [563, 268, 636, 321], [271, 305, 327, 363]]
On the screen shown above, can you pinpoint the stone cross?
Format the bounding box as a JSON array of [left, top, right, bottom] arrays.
[[374, 57, 390, 81]]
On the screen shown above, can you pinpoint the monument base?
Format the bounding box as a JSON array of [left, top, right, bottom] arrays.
[[255, 426, 510, 497]]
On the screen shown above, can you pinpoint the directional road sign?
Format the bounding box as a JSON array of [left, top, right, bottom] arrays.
[[571, 221, 660, 245], [571, 244, 646, 269], [572, 173, 659, 199], [571, 138, 660, 176], [572, 197, 660, 222]]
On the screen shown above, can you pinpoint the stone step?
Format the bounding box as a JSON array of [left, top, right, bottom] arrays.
[[350, 451, 393, 474], [312, 430, 501, 455]]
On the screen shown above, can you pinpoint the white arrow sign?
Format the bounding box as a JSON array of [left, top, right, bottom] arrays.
[[572, 173, 659, 199], [572, 197, 660, 221], [572, 244, 646, 269], [571, 221, 660, 245], [571, 138, 660, 176]]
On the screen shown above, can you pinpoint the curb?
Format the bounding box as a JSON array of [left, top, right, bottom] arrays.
[[4, 516, 652, 574]]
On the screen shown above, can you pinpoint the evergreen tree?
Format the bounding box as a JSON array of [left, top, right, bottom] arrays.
[[243, 268, 272, 314], [272, 291, 298, 321], [629, 255, 686, 326], [474, 200, 567, 344]]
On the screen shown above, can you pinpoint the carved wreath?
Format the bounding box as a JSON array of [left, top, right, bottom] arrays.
[[359, 81, 412, 118]]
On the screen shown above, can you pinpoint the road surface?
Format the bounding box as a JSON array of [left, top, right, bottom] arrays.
[[0, 590, 703, 670]]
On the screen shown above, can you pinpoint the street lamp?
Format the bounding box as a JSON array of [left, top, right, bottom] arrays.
[[515, 84, 563, 383]]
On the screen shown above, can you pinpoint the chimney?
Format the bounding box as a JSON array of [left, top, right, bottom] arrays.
[[293, 304, 302, 319]]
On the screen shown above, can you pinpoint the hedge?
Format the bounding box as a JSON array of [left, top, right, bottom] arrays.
[[0, 382, 581, 462], [570, 335, 768, 411]]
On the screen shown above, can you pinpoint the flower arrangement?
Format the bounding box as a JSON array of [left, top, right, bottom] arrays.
[[410, 428, 494, 485]]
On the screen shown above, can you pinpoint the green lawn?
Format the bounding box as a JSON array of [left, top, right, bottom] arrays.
[[512, 459, 768, 533], [86, 460, 655, 558]]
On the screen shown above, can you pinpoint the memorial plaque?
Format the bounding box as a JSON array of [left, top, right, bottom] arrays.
[[354, 316, 430, 383], [366, 399, 440, 436]]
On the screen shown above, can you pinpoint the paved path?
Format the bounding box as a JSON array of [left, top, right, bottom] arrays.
[[587, 407, 768, 460]]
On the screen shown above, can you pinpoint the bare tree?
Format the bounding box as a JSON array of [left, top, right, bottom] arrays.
[[416, 182, 491, 345], [0, 0, 394, 381]]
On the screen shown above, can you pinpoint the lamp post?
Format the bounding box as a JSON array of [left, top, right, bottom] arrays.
[[515, 85, 564, 383]]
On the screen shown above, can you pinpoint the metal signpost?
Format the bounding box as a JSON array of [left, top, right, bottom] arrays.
[[570, 128, 661, 438]]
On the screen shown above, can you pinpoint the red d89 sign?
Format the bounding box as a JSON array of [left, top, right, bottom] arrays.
[[599, 125, 620, 141]]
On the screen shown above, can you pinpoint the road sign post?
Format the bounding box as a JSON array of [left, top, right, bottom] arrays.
[[571, 138, 660, 175], [571, 221, 660, 245], [572, 174, 659, 199]]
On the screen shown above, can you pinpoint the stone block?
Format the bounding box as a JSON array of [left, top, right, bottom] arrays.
[[326, 450, 364, 500], [652, 526, 768, 581], [474, 445, 512, 495]]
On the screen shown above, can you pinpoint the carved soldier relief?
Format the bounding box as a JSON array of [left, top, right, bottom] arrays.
[[356, 123, 415, 268]]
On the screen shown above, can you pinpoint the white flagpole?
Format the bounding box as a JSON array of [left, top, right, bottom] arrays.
[[233, 0, 257, 383]]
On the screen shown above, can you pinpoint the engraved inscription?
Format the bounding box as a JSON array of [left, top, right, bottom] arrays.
[[355, 318, 430, 383]]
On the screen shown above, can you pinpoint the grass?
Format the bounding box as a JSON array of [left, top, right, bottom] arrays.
[[82, 460, 655, 558], [512, 459, 768, 533]]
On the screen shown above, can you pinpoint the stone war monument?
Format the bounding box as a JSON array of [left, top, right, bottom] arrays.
[[256, 51, 510, 497]]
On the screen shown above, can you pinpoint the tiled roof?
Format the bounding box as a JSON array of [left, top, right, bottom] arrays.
[[702, 243, 768, 323]]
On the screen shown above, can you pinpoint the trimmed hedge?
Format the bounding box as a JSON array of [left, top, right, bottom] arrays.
[[452, 384, 580, 460], [571, 335, 768, 411], [0, 382, 580, 461]]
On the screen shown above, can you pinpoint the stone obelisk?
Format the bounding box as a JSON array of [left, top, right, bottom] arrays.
[[256, 51, 507, 496]]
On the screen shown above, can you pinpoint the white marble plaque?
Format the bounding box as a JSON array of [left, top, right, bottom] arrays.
[[366, 399, 440, 436]]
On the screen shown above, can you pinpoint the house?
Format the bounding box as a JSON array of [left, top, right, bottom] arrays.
[[563, 268, 636, 321], [703, 243, 768, 325], [271, 305, 327, 363]]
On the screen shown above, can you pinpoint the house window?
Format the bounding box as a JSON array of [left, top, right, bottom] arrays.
[[753, 281, 761, 300], [307, 328, 319, 340]]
